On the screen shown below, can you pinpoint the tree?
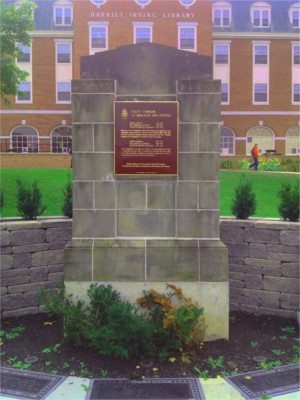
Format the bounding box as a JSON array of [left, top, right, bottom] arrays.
[[0, 0, 36, 106], [277, 182, 299, 222], [231, 173, 257, 219]]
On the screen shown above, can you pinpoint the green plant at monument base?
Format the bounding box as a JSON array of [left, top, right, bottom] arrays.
[[281, 326, 296, 334], [16, 177, 46, 220], [277, 182, 300, 222], [231, 173, 257, 219], [38, 283, 204, 362], [271, 349, 285, 356], [194, 367, 210, 380], [259, 361, 282, 370], [206, 356, 224, 369], [261, 394, 272, 400], [251, 341, 258, 348]]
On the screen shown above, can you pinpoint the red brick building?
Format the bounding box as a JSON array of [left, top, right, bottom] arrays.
[[1, 0, 299, 167]]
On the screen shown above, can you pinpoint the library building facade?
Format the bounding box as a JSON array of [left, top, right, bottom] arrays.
[[1, 0, 299, 167]]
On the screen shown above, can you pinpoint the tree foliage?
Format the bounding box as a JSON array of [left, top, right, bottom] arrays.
[[231, 173, 257, 219], [0, 1, 36, 106], [277, 182, 300, 222]]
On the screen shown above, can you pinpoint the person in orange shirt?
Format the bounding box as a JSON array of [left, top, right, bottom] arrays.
[[249, 143, 259, 171]]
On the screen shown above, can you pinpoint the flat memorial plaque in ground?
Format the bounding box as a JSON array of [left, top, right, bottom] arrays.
[[0, 367, 66, 400], [224, 364, 300, 400], [86, 378, 205, 400]]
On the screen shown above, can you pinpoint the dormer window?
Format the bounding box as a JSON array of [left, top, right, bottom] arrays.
[[54, 0, 73, 26], [251, 2, 271, 28], [289, 3, 300, 28], [213, 2, 232, 27]]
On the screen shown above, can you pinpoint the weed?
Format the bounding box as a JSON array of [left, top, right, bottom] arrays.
[[45, 361, 52, 366], [254, 313, 261, 317], [5, 332, 20, 339], [292, 345, 300, 354], [260, 361, 282, 370], [79, 362, 90, 377], [251, 341, 258, 348], [0, 352, 5, 356], [293, 338, 300, 343], [12, 361, 31, 370], [291, 356, 300, 363], [194, 367, 210, 380], [51, 370, 58, 375], [101, 369, 108, 377], [229, 316, 236, 322], [279, 336, 287, 340], [207, 356, 224, 369], [261, 394, 272, 400], [42, 344, 61, 353], [271, 349, 285, 356], [81, 384, 91, 393], [62, 362, 70, 369], [281, 327, 295, 334], [7, 356, 18, 364], [271, 336, 276, 341]]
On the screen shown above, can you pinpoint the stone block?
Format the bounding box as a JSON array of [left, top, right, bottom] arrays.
[[73, 153, 113, 181], [72, 79, 115, 94], [229, 272, 244, 280], [64, 240, 93, 281], [72, 93, 115, 123], [46, 227, 72, 243], [198, 123, 220, 152], [32, 250, 64, 267], [72, 124, 93, 151], [73, 181, 93, 209], [249, 243, 266, 259], [117, 182, 146, 209], [12, 243, 49, 253], [220, 219, 254, 228], [94, 242, 145, 281], [73, 210, 115, 238], [30, 266, 48, 283], [1, 293, 24, 310], [147, 183, 175, 209], [263, 276, 299, 294], [13, 253, 32, 268], [1, 276, 30, 287], [48, 264, 64, 273], [245, 274, 262, 289], [228, 256, 246, 265], [262, 267, 281, 277], [117, 210, 175, 237], [1, 287, 8, 295], [7, 221, 41, 231], [0, 223, 7, 231], [229, 303, 240, 311], [244, 228, 279, 244], [267, 244, 285, 253], [48, 272, 64, 281], [200, 243, 228, 282], [198, 182, 219, 209], [243, 288, 280, 301], [0, 247, 11, 255], [281, 263, 300, 278], [178, 123, 198, 152], [40, 220, 72, 229], [259, 307, 296, 319], [95, 181, 116, 209], [229, 279, 244, 288], [220, 226, 244, 243], [260, 299, 279, 309], [230, 287, 244, 296], [24, 291, 39, 307], [179, 153, 219, 181], [178, 93, 220, 123], [267, 252, 299, 262], [49, 242, 66, 250], [10, 229, 46, 246], [254, 221, 288, 230], [1, 255, 13, 270], [1, 268, 29, 278], [179, 210, 219, 238], [280, 293, 300, 310], [226, 242, 248, 258], [240, 296, 260, 306], [0, 231, 10, 247], [2, 307, 39, 318], [8, 281, 57, 294], [177, 182, 197, 209], [284, 246, 299, 254], [94, 123, 114, 152], [280, 230, 299, 246], [245, 258, 281, 268], [240, 304, 258, 313]]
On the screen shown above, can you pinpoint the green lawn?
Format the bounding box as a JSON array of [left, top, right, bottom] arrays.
[[0, 168, 299, 219]]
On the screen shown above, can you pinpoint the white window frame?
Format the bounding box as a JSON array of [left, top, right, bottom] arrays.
[[16, 81, 32, 104], [57, 82, 71, 104], [133, 23, 153, 44], [11, 125, 39, 153], [54, 6, 73, 26], [17, 43, 31, 64], [177, 23, 197, 52], [56, 42, 72, 64], [214, 43, 229, 65], [220, 126, 235, 156], [286, 126, 300, 155], [253, 83, 269, 105], [251, 2, 271, 28], [89, 22, 109, 55], [212, 1, 232, 27], [253, 44, 269, 65], [221, 83, 229, 105], [292, 44, 300, 65], [293, 83, 300, 104], [289, 3, 300, 28]]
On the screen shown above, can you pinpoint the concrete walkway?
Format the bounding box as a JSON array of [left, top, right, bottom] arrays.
[[1, 375, 300, 400]]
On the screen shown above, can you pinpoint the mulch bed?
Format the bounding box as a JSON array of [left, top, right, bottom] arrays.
[[1, 311, 299, 379]]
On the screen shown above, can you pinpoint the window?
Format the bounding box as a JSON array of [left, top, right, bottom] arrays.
[[57, 82, 71, 102], [293, 83, 300, 103], [57, 43, 71, 63], [254, 45, 268, 64], [17, 44, 30, 63], [251, 3, 271, 28], [90, 0, 107, 6], [254, 83, 268, 103], [289, 4, 300, 27], [221, 83, 229, 103], [215, 44, 229, 64], [178, 25, 197, 52], [90, 25, 108, 51], [179, 0, 196, 7], [54, 7, 72, 26], [293, 45, 300, 64], [11, 126, 38, 153], [134, 26, 152, 44], [220, 127, 235, 155], [51, 126, 72, 153], [286, 126, 300, 155], [17, 82, 31, 102], [213, 2, 231, 27], [246, 126, 274, 155], [135, 0, 152, 7]]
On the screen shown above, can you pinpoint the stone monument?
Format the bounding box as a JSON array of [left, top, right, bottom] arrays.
[[64, 43, 228, 340]]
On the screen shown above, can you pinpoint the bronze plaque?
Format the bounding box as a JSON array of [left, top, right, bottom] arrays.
[[114, 101, 178, 175]]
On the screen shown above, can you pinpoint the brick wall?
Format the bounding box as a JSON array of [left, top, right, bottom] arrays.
[[1, 218, 299, 319], [0, 153, 72, 168]]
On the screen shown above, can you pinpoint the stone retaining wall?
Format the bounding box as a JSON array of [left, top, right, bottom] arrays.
[[1, 218, 299, 319]]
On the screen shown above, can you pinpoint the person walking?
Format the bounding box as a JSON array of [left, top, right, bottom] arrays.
[[249, 143, 259, 171]]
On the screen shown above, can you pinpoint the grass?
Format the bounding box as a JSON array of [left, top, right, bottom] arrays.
[[0, 168, 299, 219]]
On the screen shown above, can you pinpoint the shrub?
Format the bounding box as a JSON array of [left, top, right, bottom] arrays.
[[61, 176, 72, 218], [231, 174, 256, 219], [16, 178, 46, 220], [220, 159, 237, 170], [0, 189, 4, 212], [280, 158, 300, 173], [277, 182, 300, 222]]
